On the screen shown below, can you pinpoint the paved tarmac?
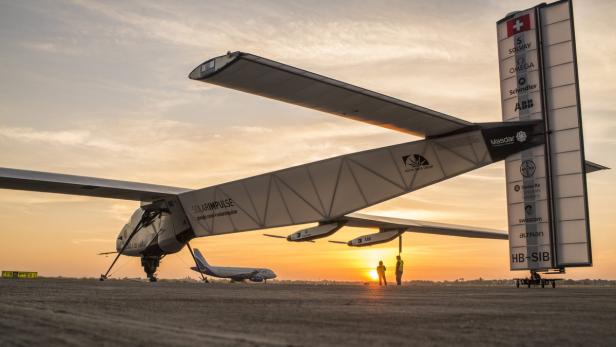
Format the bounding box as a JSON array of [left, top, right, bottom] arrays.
[[1, 278, 615, 346]]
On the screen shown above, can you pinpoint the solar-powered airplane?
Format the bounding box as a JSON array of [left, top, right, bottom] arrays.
[[0, 0, 607, 282], [0, 52, 517, 281]]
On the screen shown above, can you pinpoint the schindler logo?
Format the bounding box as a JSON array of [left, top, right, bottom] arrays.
[[402, 154, 433, 172]]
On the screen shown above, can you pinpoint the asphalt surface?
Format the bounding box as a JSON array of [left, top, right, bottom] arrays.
[[1, 278, 615, 346]]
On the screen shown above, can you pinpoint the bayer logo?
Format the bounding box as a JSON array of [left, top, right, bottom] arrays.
[[520, 160, 536, 178]]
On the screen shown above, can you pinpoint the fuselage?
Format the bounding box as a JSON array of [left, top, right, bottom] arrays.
[[190, 264, 276, 282], [116, 207, 189, 257]]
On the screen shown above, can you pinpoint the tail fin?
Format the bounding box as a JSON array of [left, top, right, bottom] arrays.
[[193, 248, 210, 270], [498, 1, 592, 271]]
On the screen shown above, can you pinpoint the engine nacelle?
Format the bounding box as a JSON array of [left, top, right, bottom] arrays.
[[348, 229, 404, 247], [287, 222, 344, 242]]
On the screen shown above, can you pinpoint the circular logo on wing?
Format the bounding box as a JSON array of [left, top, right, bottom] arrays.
[[520, 160, 536, 178], [516, 131, 527, 143]]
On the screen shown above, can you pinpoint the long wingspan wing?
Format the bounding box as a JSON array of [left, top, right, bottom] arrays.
[[342, 212, 508, 240], [0, 167, 191, 201], [179, 129, 501, 237], [189, 52, 472, 137]]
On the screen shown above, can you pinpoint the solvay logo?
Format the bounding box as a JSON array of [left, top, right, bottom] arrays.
[[516, 131, 527, 143]]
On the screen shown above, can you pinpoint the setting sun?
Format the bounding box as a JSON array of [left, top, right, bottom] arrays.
[[368, 270, 378, 281]]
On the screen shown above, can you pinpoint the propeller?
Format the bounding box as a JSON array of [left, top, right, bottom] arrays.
[[262, 234, 315, 243], [263, 233, 286, 239], [97, 251, 117, 256], [327, 240, 347, 245]]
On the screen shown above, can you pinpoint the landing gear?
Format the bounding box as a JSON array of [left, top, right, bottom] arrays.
[[141, 255, 161, 282], [100, 204, 166, 281]]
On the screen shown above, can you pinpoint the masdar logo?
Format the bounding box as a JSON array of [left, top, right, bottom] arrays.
[[402, 154, 433, 172]]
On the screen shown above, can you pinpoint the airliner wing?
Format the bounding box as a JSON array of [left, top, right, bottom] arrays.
[[0, 167, 191, 201], [229, 270, 259, 281], [189, 52, 472, 137], [342, 212, 508, 239]]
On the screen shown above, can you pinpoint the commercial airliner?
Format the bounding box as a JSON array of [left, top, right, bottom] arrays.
[[190, 249, 276, 283]]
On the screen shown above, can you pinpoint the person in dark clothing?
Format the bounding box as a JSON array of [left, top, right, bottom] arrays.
[[530, 270, 541, 282], [377, 260, 387, 286], [395, 255, 404, 285]]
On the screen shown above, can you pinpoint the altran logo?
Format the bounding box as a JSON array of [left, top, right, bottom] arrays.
[[490, 130, 528, 147], [516, 131, 527, 142]]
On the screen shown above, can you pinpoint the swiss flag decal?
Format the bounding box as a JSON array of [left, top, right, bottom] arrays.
[[507, 14, 531, 37]]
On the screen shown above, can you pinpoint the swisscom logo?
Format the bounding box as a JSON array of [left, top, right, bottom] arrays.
[[490, 130, 527, 147]]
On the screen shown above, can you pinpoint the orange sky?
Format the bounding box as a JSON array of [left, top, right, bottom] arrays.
[[0, 0, 614, 281]]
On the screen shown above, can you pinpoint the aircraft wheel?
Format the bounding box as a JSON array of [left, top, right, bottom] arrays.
[[552, 281, 556, 288], [516, 280, 520, 288], [541, 280, 545, 288]]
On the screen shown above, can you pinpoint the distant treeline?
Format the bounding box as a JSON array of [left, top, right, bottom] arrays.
[[34, 277, 616, 286]]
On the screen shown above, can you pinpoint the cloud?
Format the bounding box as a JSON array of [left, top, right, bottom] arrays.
[[0, 127, 89, 145], [20, 41, 84, 55]]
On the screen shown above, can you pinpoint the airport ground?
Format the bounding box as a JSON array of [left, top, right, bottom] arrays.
[[1, 278, 615, 346]]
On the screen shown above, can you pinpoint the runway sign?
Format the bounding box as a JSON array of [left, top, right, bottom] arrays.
[[2, 271, 38, 279], [497, 0, 591, 271]]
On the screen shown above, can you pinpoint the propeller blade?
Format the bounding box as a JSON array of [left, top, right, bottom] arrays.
[[98, 251, 117, 256], [328, 240, 347, 245], [263, 233, 315, 243], [263, 233, 286, 239]]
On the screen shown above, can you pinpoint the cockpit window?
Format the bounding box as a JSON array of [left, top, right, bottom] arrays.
[[201, 60, 215, 74]]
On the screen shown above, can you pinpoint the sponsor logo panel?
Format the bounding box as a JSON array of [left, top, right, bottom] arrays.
[[507, 200, 549, 226], [498, 31, 537, 59], [501, 95, 541, 119], [401, 154, 433, 173], [500, 70, 540, 100], [508, 179, 547, 203], [488, 130, 527, 148], [508, 223, 551, 248]]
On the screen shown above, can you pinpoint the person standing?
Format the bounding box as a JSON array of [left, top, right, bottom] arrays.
[[395, 255, 404, 285], [377, 260, 387, 286]]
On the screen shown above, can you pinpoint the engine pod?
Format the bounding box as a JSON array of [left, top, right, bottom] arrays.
[[348, 229, 404, 247], [287, 222, 344, 242]]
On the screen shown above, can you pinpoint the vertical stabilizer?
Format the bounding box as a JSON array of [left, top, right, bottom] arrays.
[[193, 249, 211, 270], [497, 0, 591, 271]]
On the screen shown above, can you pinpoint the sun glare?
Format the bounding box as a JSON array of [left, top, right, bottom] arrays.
[[368, 270, 378, 281]]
